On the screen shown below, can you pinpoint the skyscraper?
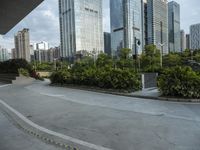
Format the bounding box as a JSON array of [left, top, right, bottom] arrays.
[[186, 34, 190, 50], [180, 30, 186, 52], [59, 0, 104, 60], [168, 1, 180, 52], [14, 28, 30, 62], [0, 46, 9, 62], [110, 0, 143, 56], [34, 41, 49, 50], [104, 32, 111, 56], [147, 0, 168, 54], [190, 23, 200, 50], [11, 48, 17, 59], [143, 0, 148, 46]]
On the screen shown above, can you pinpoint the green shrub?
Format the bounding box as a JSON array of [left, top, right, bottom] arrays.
[[158, 66, 200, 98], [18, 68, 29, 77], [0, 59, 32, 74], [50, 69, 71, 85], [50, 67, 141, 91], [97, 68, 141, 91]]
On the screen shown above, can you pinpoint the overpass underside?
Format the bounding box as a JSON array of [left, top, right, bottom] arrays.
[[0, 0, 44, 34]]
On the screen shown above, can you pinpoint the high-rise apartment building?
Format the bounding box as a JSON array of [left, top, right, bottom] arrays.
[[34, 41, 49, 50], [34, 47, 60, 63], [59, 0, 104, 59], [14, 28, 30, 62], [11, 48, 16, 59], [0, 46, 9, 62], [180, 30, 186, 52], [110, 0, 143, 56], [186, 34, 190, 50], [168, 1, 180, 52], [147, 0, 168, 55], [190, 23, 200, 50]]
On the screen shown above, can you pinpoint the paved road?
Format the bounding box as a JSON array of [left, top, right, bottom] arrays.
[[0, 111, 62, 150], [0, 80, 200, 150]]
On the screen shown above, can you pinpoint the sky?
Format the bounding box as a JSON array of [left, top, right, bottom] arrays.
[[0, 0, 200, 51]]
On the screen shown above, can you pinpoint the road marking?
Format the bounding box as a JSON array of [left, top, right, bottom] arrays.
[[0, 84, 11, 88], [0, 99, 113, 150], [39, 92, 64, 97]]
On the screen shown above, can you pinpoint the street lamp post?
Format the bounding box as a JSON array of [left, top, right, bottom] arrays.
[[158, 43, 165, 68], [54, 58, 57, 70], [190, 49, 193, 60], [134, 37, 141, 72]]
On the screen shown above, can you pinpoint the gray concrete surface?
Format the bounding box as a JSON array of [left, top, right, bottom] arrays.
[[0, 111, 62, 150], [131, 87, 161, 97], [0, 80, 200, 150]]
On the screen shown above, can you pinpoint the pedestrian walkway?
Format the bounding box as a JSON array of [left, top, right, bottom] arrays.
[[0, 111, 62, 150], [0, 81, 200, 150], [131, 88, 161, 98]]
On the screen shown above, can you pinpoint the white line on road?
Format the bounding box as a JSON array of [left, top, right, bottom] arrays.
[[39, 92, 64, 97], [0, 99, 113, 150], [0, 84, 11, 88]]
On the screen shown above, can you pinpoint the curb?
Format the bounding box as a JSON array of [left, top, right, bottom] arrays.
[[0, 99, 112, 150], [51, 84, 200, 103]]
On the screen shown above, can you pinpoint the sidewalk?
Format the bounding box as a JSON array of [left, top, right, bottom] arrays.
[[131, 88, 200, 103], [0, 111, 62, 150], [52, 83, 200, 102], [131, 87, 161, 98], [1, 81, 200, 150]]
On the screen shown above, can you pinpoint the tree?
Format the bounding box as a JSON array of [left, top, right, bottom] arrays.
[[119, 48, 131, 59], [140, 45, 161, 72], [163, 53, 182, 67], [116, 48, 134, 70], [96, 53, 113, 68], [181, 49, 191, 61]]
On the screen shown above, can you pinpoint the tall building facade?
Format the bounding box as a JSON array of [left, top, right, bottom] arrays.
[[30, 44, 35, 62], [110, 0, 144, 56], [168, 1, 180, 52], [186, 34, 190, 50], [190, 23, 200, 50], [0, 46, 9, 62], [147, 0, 168, 54], [34, 47, 60, 63], [59, 0, 104, 59], [14, 28, 30, 62], [104, 32, 111, 56], [180, 30, 186, 52], [11, 48, 16, 59], [34, 41, 49, 50], [143, 0, 148, 46]]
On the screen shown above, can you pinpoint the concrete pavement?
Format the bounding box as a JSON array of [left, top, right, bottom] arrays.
[[0, 80, 200, 150], [0, 111, 63, 150]]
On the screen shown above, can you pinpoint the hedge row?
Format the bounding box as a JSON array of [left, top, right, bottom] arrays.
[[50, 67, 141, 91], [0, 59, 32, 74], [158, 66, 200, 98]]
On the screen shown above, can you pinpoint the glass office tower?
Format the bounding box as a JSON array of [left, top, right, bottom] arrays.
[[180, 30, 186, 52], [190, 23, 200, 50], [168, 1, 181, 52], [147, 0, 168, 55], [59, 0, 104, 59], [110, 0, 143, 56]]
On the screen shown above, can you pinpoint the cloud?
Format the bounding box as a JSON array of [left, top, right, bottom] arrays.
[[1, 0, 59, 50], [171, 0, 200, 32], [103, 0, 110, 32], [0, 35, 13, 51], [1, 0, 200, 50]]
